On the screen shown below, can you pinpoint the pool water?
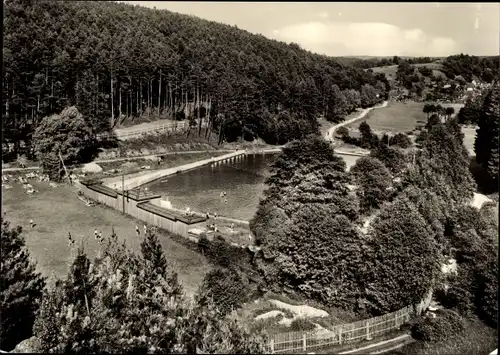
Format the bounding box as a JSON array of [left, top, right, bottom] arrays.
[[144, 152, 360, 221]]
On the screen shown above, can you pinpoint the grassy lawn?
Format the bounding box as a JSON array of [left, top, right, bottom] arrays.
[[1, 181, 211, 296], [387, 318, 497, 355], [345, 101, 464, 133]]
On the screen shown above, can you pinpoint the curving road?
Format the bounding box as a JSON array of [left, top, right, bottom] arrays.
[[326, 101, 389, 140]]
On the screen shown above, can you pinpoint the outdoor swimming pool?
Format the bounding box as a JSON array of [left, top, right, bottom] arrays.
[[144, 152, 360, 221]]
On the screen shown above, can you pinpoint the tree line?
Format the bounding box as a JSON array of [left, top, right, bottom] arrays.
[[441, 54, 499, 83], [3, 0, 389, 157], [336, 56, 437, 70]]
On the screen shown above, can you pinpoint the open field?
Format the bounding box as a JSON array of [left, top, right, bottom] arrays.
[[387, 318, 497, 355], [369, 62, 447, 82], [1, 181, 211, 296], [345, 101, 464, 133]]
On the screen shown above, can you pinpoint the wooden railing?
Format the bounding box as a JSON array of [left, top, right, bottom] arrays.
[[266, 290, 433, 353]]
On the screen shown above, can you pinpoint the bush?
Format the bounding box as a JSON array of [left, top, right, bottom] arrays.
[[198, 267, 252, 316], [290, 318, 316, 332], [198, 235, 250, 268], [434, 283, 475, 317], [389, 133, 412, 149], [411, 309, 465, 342], [336, 127, 349, 137]]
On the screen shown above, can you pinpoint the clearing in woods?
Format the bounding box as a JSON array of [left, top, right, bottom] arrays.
[[345, 101, 464, 133], [369, 62, 448, 83]]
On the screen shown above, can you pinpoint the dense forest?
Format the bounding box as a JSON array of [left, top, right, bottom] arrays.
[[441, 54, 499, 83], [3, 0, 389, 155]]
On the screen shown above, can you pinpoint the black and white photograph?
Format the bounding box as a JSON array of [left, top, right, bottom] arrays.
[[1, 1, 498, 354]]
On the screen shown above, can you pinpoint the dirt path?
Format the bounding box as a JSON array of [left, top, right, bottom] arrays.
[[326, 101, 389, 140]]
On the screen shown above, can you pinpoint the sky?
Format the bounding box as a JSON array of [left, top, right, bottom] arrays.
[[121, 2, 500, 57]]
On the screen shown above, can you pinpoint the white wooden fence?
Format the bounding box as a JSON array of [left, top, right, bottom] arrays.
[[266, 290, 433, 354]]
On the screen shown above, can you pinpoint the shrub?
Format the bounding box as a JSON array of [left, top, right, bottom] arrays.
[[290, 318, 316, 332], [198, 235, 250, 268], [411, 309, 465, 342], [198, 267, 252, 316], [434, 282, 475, 317], [336, 126, 349, 137], [389, 133, 412, 149]]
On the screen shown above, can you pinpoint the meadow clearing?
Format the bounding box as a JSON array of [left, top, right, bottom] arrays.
[[345, 101, 464, 133], [1, 180, 211, 296], [369, 62, 448, 83]]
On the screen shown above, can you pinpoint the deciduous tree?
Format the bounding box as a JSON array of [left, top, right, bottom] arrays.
[[363, 197, 440, 315], [350, 157, 392, 213]]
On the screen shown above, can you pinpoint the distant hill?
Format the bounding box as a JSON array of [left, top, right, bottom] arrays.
[[3, 0, 389, 153], [370, 63, 448, 84]]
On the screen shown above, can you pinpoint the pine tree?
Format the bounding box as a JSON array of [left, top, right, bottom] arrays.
[[33, 230, 265, 353], [140, 229, 183, 298], [0, 219, 46, 351]]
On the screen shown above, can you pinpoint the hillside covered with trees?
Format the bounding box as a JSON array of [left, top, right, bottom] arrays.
[[441, 54, 499, 83], [3, 0, 389, 157]]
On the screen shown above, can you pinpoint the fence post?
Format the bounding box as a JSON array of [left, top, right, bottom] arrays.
[[366, 321, 371, 340], [270, 339, 274, 354], [394, 312, 399, 329], [339, 328, 343, 345], [303, 333, 307, 351]]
